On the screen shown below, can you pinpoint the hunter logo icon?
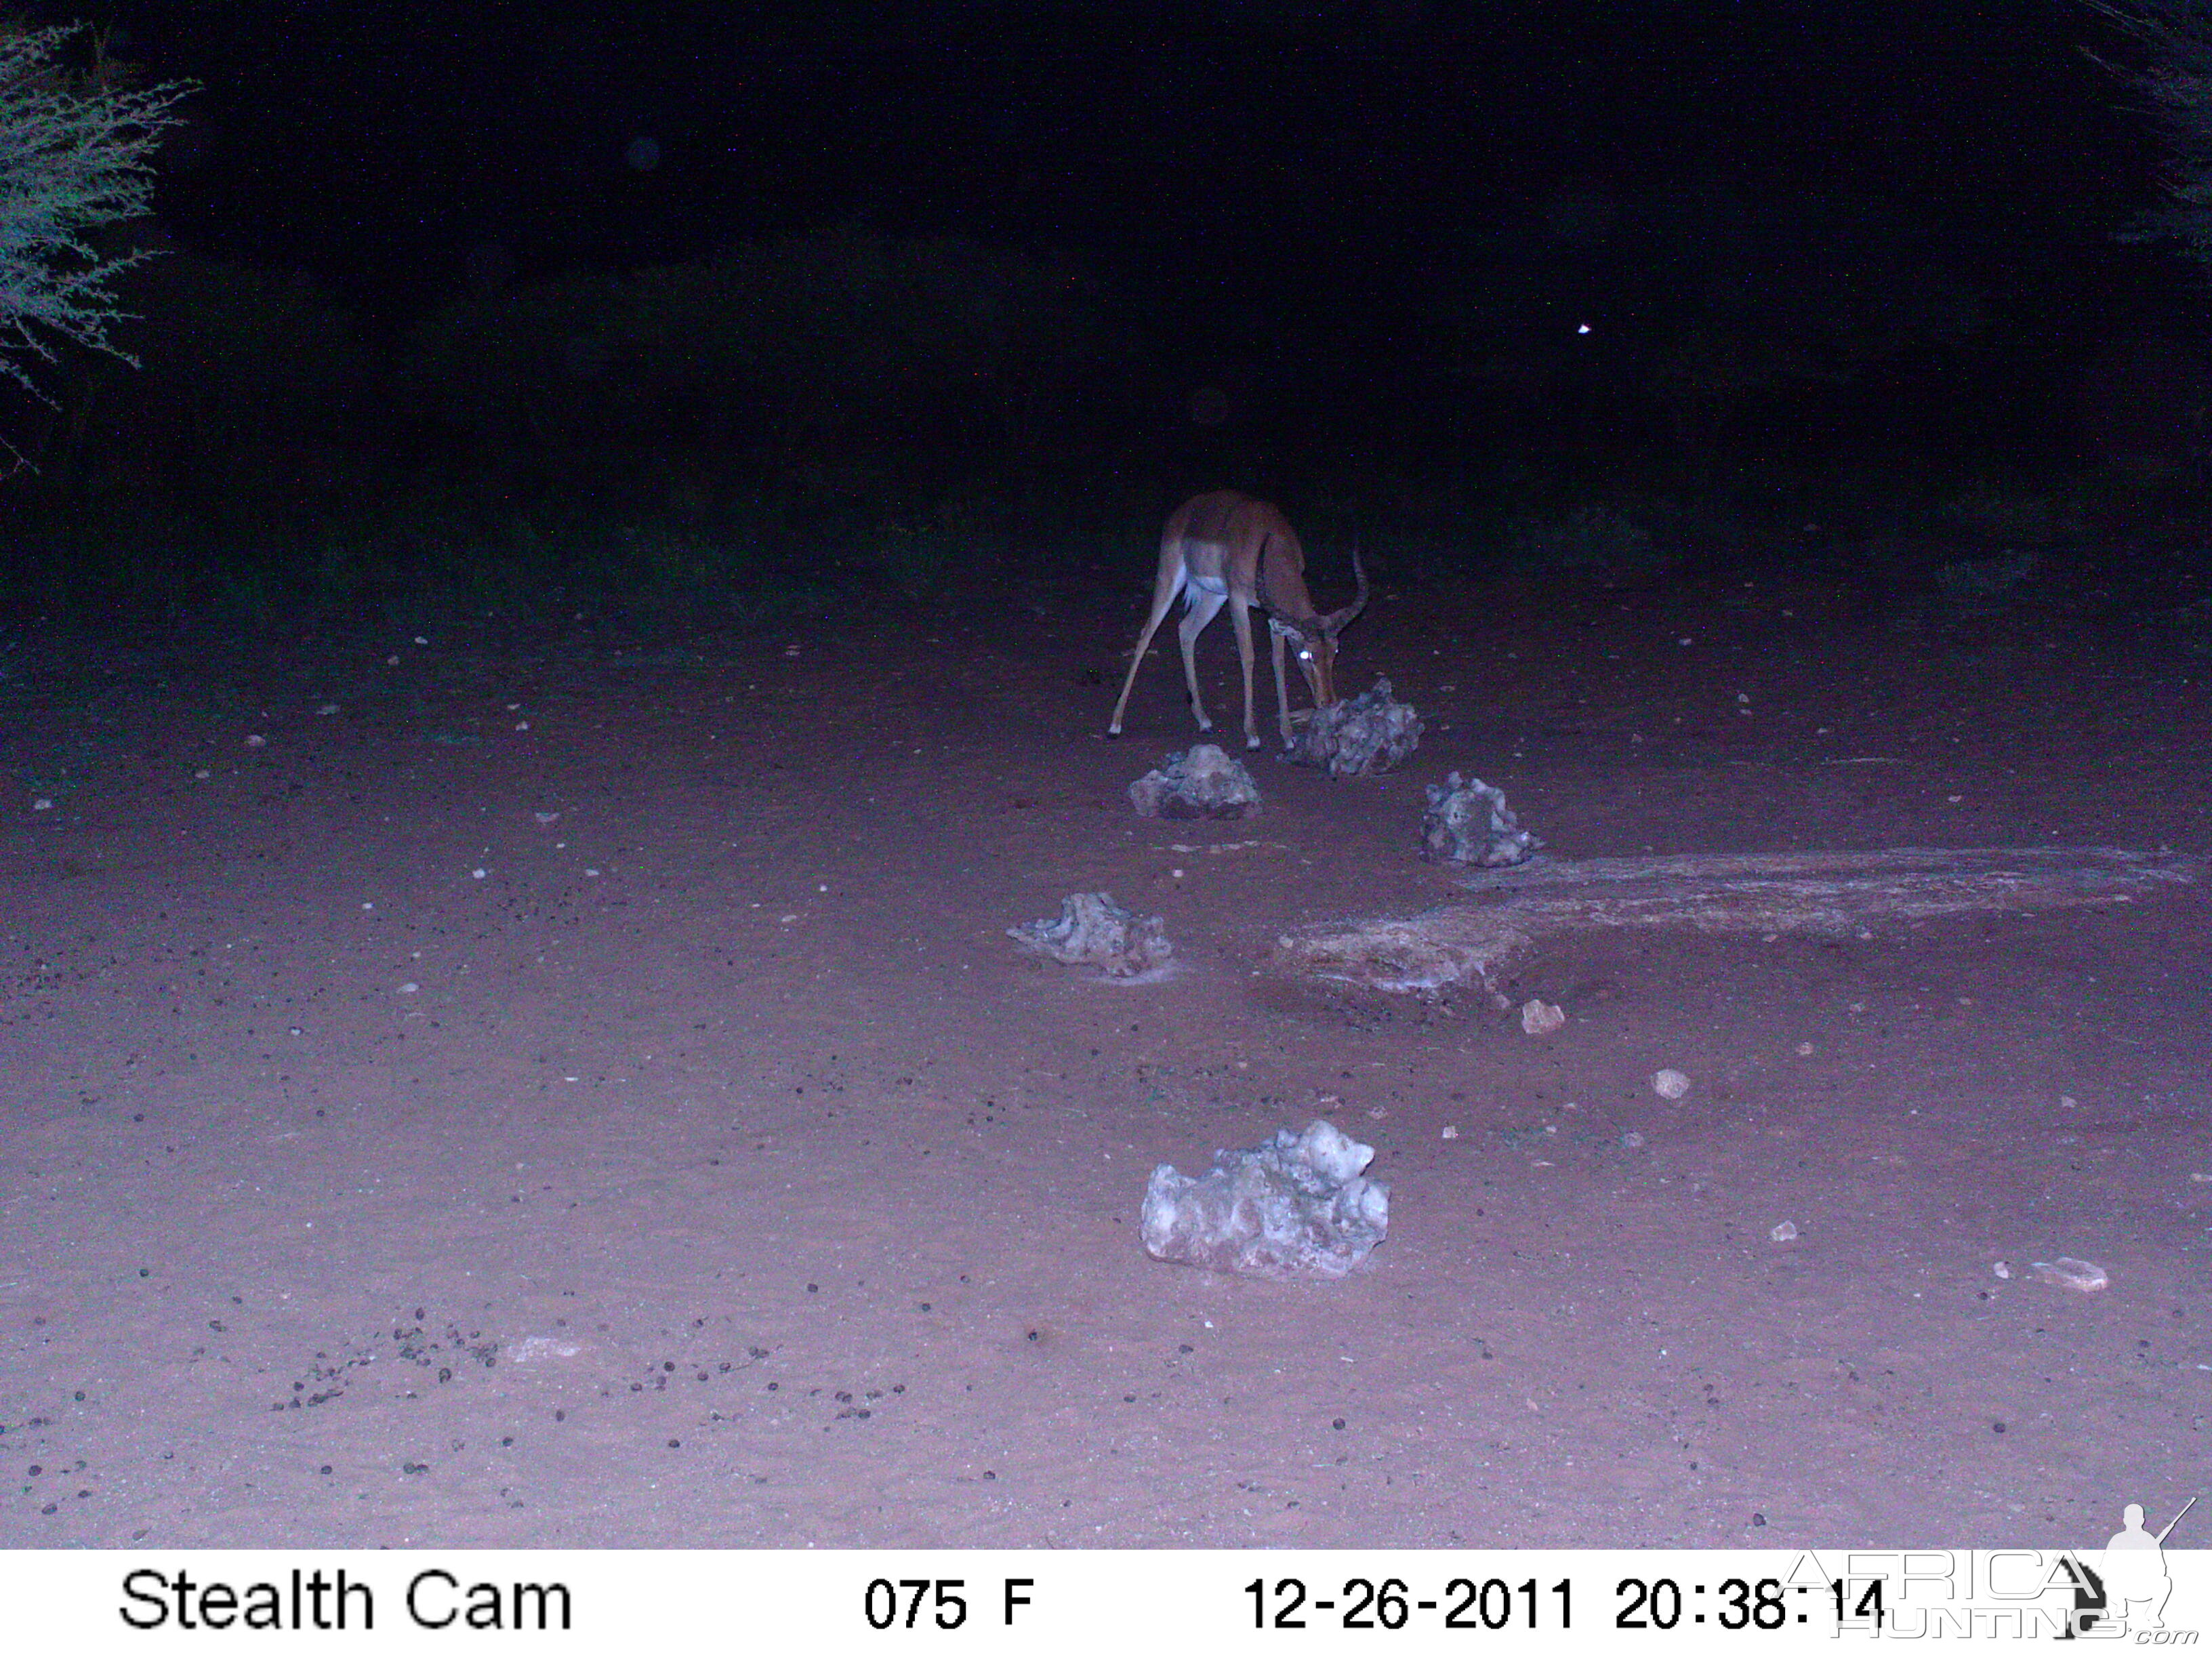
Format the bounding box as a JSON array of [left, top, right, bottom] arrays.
[[2095, 1496, 2194, 1634]]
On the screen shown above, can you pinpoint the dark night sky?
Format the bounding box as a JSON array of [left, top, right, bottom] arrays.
[[119, 0, 2169, 329]]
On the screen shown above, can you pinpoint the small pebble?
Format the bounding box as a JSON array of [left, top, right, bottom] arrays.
[[2032, 1257, 2108, 1292], [1520, 1000, 1566, 1036]]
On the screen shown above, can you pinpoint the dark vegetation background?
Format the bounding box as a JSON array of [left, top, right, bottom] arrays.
[[1, 1, 2205, 639]]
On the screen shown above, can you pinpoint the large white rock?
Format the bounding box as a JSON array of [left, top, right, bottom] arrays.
[[1141, 1119, 1389, 1279]]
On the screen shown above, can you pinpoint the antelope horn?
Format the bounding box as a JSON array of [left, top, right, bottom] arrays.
[[1320, 544, 1368, 636]]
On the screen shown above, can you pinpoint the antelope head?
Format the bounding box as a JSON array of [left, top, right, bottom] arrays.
[[1267, 544, 1368, 718]]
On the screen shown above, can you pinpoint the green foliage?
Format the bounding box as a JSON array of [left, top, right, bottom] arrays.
[[1932, 550, 2043, 609], [1436, 181, 1985, 451], [51, 253, 364, 489], [0, 23, 192, 423], [1502, 502, 1660, 575], [1934, 480, 2087, 548], [2091, 2, 2212, 272], [864, 485, 1021, 600], [398, 226, 1118, 470], [399, 267, 630, 447]]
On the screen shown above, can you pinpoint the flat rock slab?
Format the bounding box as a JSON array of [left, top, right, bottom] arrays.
[[1273, 845, 2202, 998]]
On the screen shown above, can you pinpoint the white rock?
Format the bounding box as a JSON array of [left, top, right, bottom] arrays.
[[1008, 891, 1172, 979], [1520, 998, 1566, 1036], [1141, 1120, 1389, 1279], [504, 1336, 583, 1364], [2032, 1256, 2108, 1292]]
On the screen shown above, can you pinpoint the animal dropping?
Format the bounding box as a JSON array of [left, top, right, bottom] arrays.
[[1140, 1119, 1390, 1279]]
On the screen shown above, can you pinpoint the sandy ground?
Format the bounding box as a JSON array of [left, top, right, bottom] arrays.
[[1, 560, 2207, 1549]]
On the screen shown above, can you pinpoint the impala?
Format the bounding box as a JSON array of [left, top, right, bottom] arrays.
[[1107, 491, 1369, 751]]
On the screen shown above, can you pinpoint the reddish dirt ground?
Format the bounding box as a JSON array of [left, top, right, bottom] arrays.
[[1, 564, 2207, 1549]]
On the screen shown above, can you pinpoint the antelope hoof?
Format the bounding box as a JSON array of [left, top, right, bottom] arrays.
[[1107, 722, 1123, 737], [1245, 735, 1263, 751]]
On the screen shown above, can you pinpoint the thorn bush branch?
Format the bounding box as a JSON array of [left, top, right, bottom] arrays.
[[0, 22, 193, 421]]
